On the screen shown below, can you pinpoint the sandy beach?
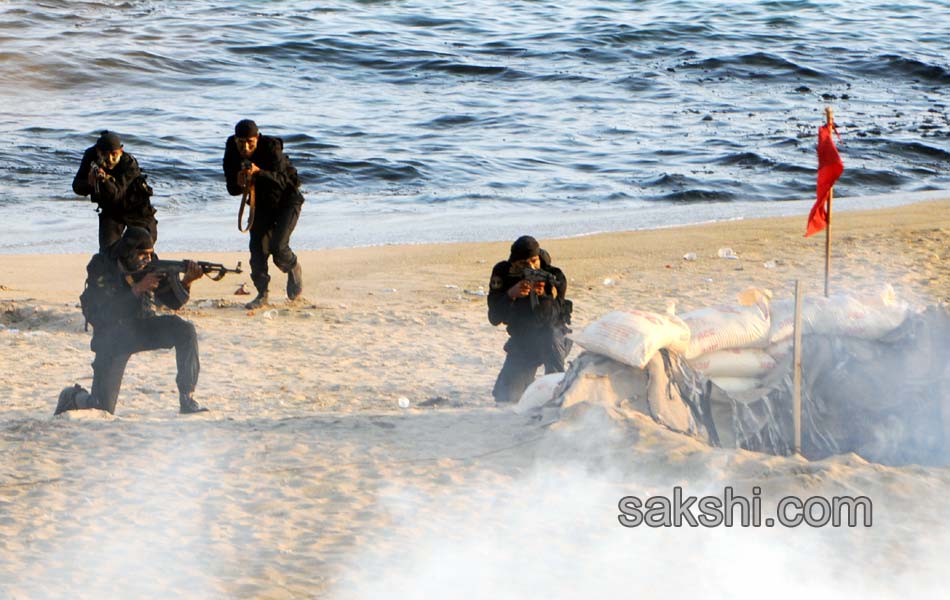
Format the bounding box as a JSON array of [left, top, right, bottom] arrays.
[[1, 199, 949, 598]]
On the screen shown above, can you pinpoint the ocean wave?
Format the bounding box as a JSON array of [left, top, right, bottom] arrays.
[[308, 159, 425, 183], [882, 141, 950, 160], [842, 168, 911, 187], [0, 0, 948, 243], [681, 52, 825, 80], [652, 189, 738, 203], [856, 54, 950, 84], [712, 152, 777, 168]]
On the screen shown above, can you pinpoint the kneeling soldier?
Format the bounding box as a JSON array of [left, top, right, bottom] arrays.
[[487, 235, 572, 404], [56, 227, 208, 415]]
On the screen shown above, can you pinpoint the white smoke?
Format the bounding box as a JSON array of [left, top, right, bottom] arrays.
[[333, 409, 950, 599]]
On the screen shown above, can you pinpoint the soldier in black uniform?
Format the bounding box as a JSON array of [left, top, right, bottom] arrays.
[[223, 119, 304, 309], [55, 227, 208, 415], [72, 130, 158, 251], [487, 235, 573, 404]]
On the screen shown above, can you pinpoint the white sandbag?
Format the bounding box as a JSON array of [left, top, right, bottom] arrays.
[[514, 373, 565, 415], [766, 339, 794, 361], [769, 285, 908, 343], [710, 376, 761, 394], [568, 310, 690, 369], [809, 285, 908, 339], [681, 302, 770, 359], [687, 348, 777, 378], [768, 298, 813, 344]]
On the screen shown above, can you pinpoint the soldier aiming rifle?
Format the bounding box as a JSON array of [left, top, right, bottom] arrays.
[[56, 227, 221, 416], [487, 236, 573, 404], [72, 130, 159, 250]]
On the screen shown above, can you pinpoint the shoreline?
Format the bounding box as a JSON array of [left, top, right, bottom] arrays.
[[1, 189, 948, 255], [3, 197, 947, 310]]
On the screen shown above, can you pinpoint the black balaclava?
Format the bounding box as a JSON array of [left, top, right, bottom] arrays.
[[234, 119, 259, 138], [111, 226, 154, 272], [539, 248, 551, 267], [509, 235, 541, 262], [95, 130, 123, 152]]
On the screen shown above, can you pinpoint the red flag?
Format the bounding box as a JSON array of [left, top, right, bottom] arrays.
[[805, 124, 844, 237]]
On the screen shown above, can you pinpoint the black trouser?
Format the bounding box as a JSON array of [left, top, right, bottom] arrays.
[[98, 212, 158, 252], [492, 326, 572, 404], [248, 199, 302, 294], [90, 315, 199, 414]]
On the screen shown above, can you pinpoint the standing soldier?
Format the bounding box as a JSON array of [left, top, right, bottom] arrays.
[[223, 119, 305, 309], [487, 235, 573, 404], [72, 130, 158, 250]]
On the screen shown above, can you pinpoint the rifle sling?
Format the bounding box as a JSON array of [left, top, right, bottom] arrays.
[[238, 185, 255, 233]]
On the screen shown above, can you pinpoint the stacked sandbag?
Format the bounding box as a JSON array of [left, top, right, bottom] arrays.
[[687, 348, 777, 393], [764, 284, 909, 360], [767, 284, 908, 345], [567, 309, 690, 369], [684, 285, 910, 392], [681, 289, 771, 359], [566, 285, 910, 399], [765, 338, 793, 363], [682, 288, 773, 393]]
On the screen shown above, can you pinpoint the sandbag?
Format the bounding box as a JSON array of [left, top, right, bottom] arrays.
[[768, 285, 907, 343], [767, 298, 818, 344], [681, 302, 770, 359], [709, 376, 761, 394], [688, 348, 777, 378], [809, 286, 908, 340], [568, 310, 690, 369], [514, 372, 565, 415], [766, 339, 794, 361]]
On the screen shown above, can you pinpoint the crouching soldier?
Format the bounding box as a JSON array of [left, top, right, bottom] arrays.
[[487, 235, 572, 404], [72, 130, 158, 251], [56, 227, 208, 415]]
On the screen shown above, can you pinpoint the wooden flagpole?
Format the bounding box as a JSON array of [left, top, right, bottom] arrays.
[[792, 280, 804, 454], [823, 106, 834, 298]]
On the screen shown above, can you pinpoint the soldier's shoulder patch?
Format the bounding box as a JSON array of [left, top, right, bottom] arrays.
[[490, 275, 504, 290]]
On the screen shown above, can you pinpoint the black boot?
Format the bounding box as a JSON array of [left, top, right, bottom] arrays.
[[179, 393, 209, 414], [287, 262, 303, 301], [55, 384, 95, 415], [244, 289, 268, 310]]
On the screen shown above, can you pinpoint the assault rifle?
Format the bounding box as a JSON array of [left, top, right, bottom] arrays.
[[515, 267, 559, 312], [147, 259, 242, 281], [519, 267, 559, 289], [90, 161, 105, 195], [238, 159, 256, 233], [142, 259, 243, 305]]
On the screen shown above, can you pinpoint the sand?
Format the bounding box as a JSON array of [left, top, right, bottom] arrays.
[[1, 199, 948, 598]]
